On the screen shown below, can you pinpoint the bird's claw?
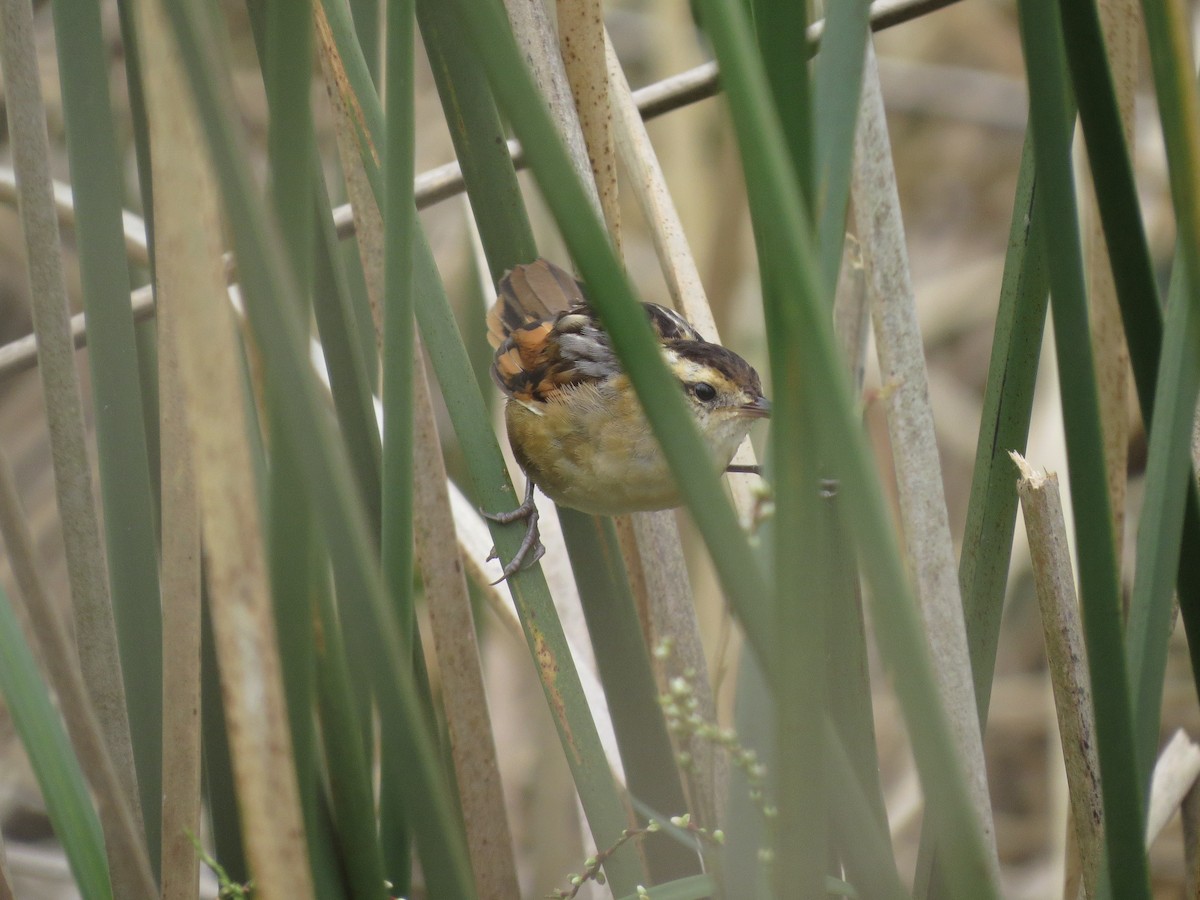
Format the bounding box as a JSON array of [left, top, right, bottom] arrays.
[[481, 480, 544, 584]]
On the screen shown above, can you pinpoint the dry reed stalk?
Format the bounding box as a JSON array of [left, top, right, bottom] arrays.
[[605, 32, 759, 519], [1078, 0, 1137, 589], [413, 343, 521, 899], [0, 0, 142, 836], [1146, 730, 1200, 845], [1011, 452, 1103, 898], [605, 24, 748, 827], [852, 39, 999, 877], [1139, 733, 1200, 896], [500, 0, 599, 215], [157, 225, 203, 900], [138, 0, 314, 894], [557, 0, 620, 246], [513, 11, 659, 655], [0, 446, 157, 899]]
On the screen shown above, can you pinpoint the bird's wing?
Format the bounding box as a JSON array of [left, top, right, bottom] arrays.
[[487, 258, 586, 349], [489, 259, 702, 403]]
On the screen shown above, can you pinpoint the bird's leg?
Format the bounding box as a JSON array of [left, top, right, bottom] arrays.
[[481, 478, 545, 583]]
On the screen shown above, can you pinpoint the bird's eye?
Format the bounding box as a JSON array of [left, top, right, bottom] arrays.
[[692, 382, 717, 402]]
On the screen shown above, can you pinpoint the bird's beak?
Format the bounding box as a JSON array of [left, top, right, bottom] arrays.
[[738, 396, 771, 419]]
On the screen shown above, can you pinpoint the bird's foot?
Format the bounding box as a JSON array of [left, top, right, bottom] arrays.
[[481, 480, 545, 584]]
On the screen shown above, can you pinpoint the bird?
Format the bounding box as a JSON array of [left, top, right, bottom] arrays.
[[483, 258, 770, 581]]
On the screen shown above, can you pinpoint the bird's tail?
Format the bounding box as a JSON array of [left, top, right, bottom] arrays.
[[486, 258, 586, 349]]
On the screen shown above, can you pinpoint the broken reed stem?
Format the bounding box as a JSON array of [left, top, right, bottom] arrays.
[[1011, 451, 1103, 899]]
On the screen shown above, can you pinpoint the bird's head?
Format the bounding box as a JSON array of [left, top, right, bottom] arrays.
[[664, 341, 770, 465]]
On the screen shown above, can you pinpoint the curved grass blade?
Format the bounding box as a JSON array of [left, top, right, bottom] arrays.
[[383, 0, 416, 634], [199, 591, 248, 886], [696, 0, 1003, 894], [348, 0, 379, 84], [558, 511, 699, 880], [811, 0, 871, 293], [750, 5, 854, 891], [1135, 0, 1200, 298], [311, 172, 383, 514], [822, 720, 907, 900], [752, 0, 812, 209], [958, 135, 1048, 719]]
